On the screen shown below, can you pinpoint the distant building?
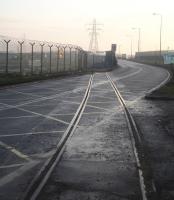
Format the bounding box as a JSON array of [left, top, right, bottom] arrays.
[[122, 54, 127, 59]]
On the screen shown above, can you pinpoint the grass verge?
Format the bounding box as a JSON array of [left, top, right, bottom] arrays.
[[0, 66, 116, 87], [0, 71, 91, 87]]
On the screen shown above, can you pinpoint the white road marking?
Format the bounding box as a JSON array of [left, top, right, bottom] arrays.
[[0, 130, 65, 138], [0, 161, 39, 187], [0, 115, 37, 120], [6, 89, 43, 98], [63, 100, 81, 105], [90, 94, 115, 100], [63, 100, 113, 111], [22, 103, 61, 108], [28, 86, 63, 92], [30, 149, 55, 159], [0, 102, 70, 125], [0, 163, 25, 169], [0, 93, 61, 112], [0, 98, 34, 101], [0, 141, 31, 162], [51, 113, 76, 116], [64, 96, 83, 99], [86, 104, 113, 111], [88, 101, 115, 104], [115, 68, 143, 81], [91, 89, 114, 92], [83, 111, 110, 115], [146, 70, 171, 94], [0, 86, 85, 112]]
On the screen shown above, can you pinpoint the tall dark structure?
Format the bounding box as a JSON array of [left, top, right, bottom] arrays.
[[88, 19, 102, 53]]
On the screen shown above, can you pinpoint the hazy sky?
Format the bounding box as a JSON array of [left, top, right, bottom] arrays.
[[0, 0, 174, 55]]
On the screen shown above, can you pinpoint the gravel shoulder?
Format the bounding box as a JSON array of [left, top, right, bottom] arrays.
[[129, 99, 174, 200]]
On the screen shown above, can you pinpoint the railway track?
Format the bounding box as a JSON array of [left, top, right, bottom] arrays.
[[22, 74, 94, 200], [22, 73, 156, 200], [106, 73, 147, 200]]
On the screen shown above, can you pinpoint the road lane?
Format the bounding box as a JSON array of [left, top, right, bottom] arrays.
[[38, 73, 142, 200], [0, 61, 170, 200], [0, 74, 91, 199], [111, 60, 170, 102]]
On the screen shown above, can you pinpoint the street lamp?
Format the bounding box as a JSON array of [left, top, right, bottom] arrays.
[[118, 45, 121, 56], [153, 13, 162, 56], [126, 35, 133, 59], [132, 27, 141, 53]]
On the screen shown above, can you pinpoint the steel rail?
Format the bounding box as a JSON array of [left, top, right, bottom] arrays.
[[22, 74, 94, 200], [106, 73, 149, 200]]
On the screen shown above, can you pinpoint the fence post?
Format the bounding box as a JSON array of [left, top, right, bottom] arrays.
[[84, 52, 87, 72], [4, 40, 11, 74], [18, 41, 24, 75], [40, 43, 45, 74], [48, 44, 53, 73], [93, 53, 95, 68], [80, 50, 83, 71], [56, 45, 60, 73], [78, 49, 81, 72], [74, 48, 77, 71], [29, 42, 35, 75], [63, 46, 66, 72], [69, 46, 72, 72], [86, 52, 88, 71]]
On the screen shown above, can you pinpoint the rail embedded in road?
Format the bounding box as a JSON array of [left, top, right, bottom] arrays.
[[24, 72, 159, 200], [0, 62, 171, 200], [22, 75, 94, 200], [106, 72, 157, 200]]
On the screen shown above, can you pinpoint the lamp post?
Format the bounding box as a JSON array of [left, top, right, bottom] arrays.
[[153, 13, 162, 56], [118, 45, 121, 56], [132, 27, 141, 53], [126, 35, 133, 59]]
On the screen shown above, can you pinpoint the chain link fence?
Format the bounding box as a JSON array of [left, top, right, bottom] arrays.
[[0, 35, 90, 75], [0, 35, 116, 76]]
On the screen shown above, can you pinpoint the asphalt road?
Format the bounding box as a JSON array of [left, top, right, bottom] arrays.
[[0, 60, 171, 200]]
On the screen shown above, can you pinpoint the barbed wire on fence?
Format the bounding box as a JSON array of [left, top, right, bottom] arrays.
[[0, 35, 111, 75]]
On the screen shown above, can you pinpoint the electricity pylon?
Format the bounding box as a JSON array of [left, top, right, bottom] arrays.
[[87, 19, 103, 53]]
